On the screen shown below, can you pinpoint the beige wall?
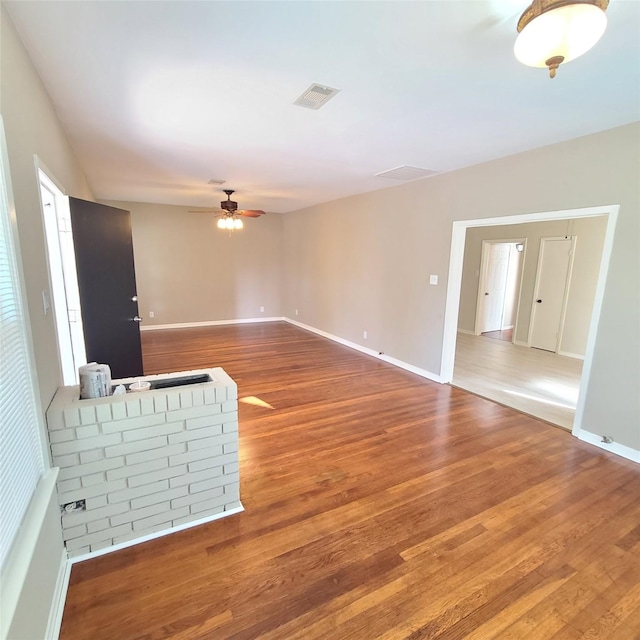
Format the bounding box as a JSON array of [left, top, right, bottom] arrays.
[[1, 5, 93, 410], [459, 216, 608, 356], [1, 9, 91, 639], [2, 2, 636, 635], [105, 201, 284, 326], [283, 123, 640, 451]]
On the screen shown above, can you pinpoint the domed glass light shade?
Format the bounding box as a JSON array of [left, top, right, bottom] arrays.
[[515, 0, 608, 78]]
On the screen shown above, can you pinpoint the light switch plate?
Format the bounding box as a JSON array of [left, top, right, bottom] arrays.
[[429, 275, 438, 285]]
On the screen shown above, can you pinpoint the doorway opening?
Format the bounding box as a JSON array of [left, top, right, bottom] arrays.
[[440, 205, 618, 438], [475, 240, 525, 341], [39, 167, 86, 385]]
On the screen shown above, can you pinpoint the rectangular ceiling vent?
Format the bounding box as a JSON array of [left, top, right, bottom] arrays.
[[208, 178, 226, 185], [374, 165, 439, 181], [294, 84, 340, 110]]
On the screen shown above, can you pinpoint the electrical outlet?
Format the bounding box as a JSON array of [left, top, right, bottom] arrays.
[[363, 330, 368, 340], [149, 311, 155, 318], [295, 309, 298, 316], [260, 306, 265, 313], [61, 499, 86, 514], [429, 275, 438, 285]]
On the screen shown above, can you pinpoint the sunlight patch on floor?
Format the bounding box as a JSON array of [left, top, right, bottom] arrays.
[[239, 395, 275, 409], [501, 388, 575, 410], [532, 379, 579, 404]]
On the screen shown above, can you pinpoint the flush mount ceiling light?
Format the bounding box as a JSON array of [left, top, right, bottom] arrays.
[[515, 0, 609, 78]]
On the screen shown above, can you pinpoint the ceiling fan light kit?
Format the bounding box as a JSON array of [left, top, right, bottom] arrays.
[[217, 216, 243, 231], [213, 189, 264, 233], [514, 0, 609, 78]]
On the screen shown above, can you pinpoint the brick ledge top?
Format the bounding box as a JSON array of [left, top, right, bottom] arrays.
[[51, 367, 236, 407]]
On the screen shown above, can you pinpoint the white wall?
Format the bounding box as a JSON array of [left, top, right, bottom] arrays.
[[283, 123, 640, 452]]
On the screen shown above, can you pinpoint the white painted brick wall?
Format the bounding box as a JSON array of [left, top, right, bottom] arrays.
[[46, 368, 240, 557]]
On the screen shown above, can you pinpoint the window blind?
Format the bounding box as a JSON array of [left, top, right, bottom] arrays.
[[0, 126, 45, 570]]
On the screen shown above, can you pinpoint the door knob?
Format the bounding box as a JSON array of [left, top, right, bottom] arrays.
[[484, 292, 489, 296], [133, 316, 143, 322], [536, 299, 542, 303]]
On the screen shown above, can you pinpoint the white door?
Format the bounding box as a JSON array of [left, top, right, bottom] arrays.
[[530, 237, 574, 352], [477, 242, 511, 334]]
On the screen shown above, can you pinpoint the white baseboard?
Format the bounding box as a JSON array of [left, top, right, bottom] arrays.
[[69, 504, 244, 564], [558, 350, 585, 361], [457, 328, 475, 336], [285, 318, 442, 383], [46, 550, 72, 640], [141, 315, 442, 382], [574, 429, 640, 463], [49, 505, 245, 638], [513, 339, 529, 347], [140, 317, 284, 331]]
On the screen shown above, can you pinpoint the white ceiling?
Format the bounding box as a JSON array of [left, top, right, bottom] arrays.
[[5, 0, 640, 213]]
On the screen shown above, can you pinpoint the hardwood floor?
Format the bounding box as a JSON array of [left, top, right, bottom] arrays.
[[60, 322, 640, 640], [452, 332, 583, 430]]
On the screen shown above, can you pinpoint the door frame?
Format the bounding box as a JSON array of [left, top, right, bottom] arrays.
[[528, 236, 576, 353], [474, 238, 526, 337], [35, 157, 87, 385], [440, 204, 619, 440]]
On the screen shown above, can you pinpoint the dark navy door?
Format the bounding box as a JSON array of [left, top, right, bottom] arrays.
[[69, 197, 143, 379]]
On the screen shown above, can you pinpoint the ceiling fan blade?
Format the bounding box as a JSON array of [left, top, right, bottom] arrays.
[[239, 210, 265, 218]]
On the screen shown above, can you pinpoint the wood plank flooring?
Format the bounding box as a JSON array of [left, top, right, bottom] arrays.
[[481, 329, 513, 342], [453, 332, 583, 430], [59, 322, 640, 640]]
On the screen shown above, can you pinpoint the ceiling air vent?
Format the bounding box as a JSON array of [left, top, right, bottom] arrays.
[[294, 84, 340, 110], [374, 165, 438, 181], [208, 178, 226, 185]]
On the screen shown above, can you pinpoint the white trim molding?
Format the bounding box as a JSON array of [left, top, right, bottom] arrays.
[[442, 204, 620, 422], [285, 318, 442, 383], [558, 350, 585, 361], [0, 469, 59, 640], [46, 549, 71, 640], [140, 317, 284, 331], [69, 504, 244, 565], [141, 316, 442, 383], [574, 430, 640, 463], [142, 313, 636, 463]]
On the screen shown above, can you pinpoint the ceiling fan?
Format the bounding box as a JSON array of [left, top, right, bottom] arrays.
[[189, 190, 265, 231]]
